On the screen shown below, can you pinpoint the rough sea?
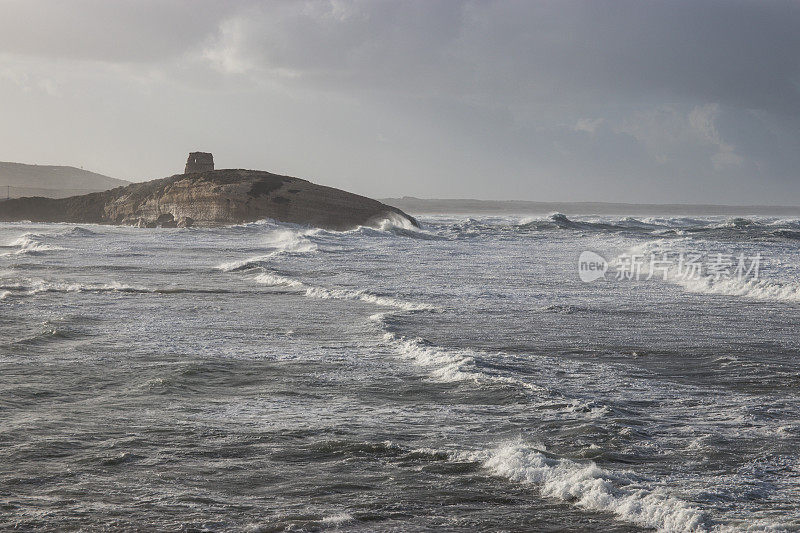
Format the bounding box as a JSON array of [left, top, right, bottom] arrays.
[[1, 213, 799, 532]]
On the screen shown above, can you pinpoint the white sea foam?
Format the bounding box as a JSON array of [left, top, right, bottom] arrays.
[[377, 212, 417, 231], [562, 398, 612, 418], [6, 233, 64, 255], [252, 270, 440, 312], [320, 512, 355, 526], [382, 331, 480, 383], [0, 290, 10, 300], [675, 276, 800, 303], [263, 228, 320, 253], [370, 312, 546, 390], [217, 228, 319, 271], [614, 241, 800, 304], [305, 286, 439, 312], [36, 281, 142, 294], [2, 280, 152, 296], [253, 272, 305, 288], [464, 440, 710, 533], [218, 254, 276, 272]]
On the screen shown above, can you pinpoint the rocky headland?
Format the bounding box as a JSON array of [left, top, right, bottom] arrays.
[[0, 168, 417, 231]]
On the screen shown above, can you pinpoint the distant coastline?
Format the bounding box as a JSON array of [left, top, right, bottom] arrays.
[[0, 161, 129, 200], [382, 197, 800, 216]]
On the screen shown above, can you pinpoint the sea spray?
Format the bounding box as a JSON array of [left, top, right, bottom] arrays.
[[217, 227, 320, 271], [7, 233, 64, 255]]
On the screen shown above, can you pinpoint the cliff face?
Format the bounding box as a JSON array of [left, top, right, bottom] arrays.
[[0, 169, 417, 231]]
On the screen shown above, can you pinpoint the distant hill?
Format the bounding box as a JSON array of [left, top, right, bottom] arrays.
[[0, 161, 129, 199]]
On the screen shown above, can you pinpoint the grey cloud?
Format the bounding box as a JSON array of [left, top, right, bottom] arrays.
[[0, 0, 798, 204], [0, 0, 232, 63], [202, 1, 800, 114]]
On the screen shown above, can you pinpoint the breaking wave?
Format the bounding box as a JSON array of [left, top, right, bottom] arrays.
[[376, 211, 418, 231], [614, 241, 800, 304], [320, 512, 355, 527], [676, 276, 800, 303], [380, 329, 482, 383], [68, 226, 98, 237], [436, 214, 800, 243], [253, 271, 439, 312], [217, 228, 320, 271], [5, 233, 64, 255], [369, 312, 548, 393], [463, 440, 710, 533], [0, 280, 233, 297], [252, 272, 305, 288], [305, 286, 438, 312]]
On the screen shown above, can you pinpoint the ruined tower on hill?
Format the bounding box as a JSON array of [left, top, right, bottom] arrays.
[[184, 152, 214, 174]]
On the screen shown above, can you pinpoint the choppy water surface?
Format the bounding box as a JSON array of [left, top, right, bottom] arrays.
[[1, 214, 799, 532]]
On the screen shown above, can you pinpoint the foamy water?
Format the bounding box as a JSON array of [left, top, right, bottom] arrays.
[[1, 215, 799, 531]]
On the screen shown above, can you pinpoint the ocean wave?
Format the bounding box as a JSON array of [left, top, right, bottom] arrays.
[[437, 214, 800, 243], [21, 280, 142, 295], [320, 512, 355, 526], [540, 304, 589, 314], [676, 276, 800, 303], [263, 227, 320, 252], [68, 226, 98, 237], [9, 327, 87, 347], [381, 330, 481, 383], [217, 228, 320, 271], [463, 440, 710, 533], [253, 272, 305, 288], [0, 290, 10, 300], [218, 254, 276, 272], [372, 314, 546, 392], [306, 286, 438, 312], [253, 270, 440, 312], [770, 229, 800, 240], [312, 218, 444, 241], [639, 216, 717, 227], [244, 435, 710, 532], [613, 241, 800, 304], [0, 280, 233, 297], [377, 211, 418, 231], [5, 233, 65, 255]]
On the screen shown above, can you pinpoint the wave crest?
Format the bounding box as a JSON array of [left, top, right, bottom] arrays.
[[466, 440, 710, 533], [217, 228, 319, 271], [677, 276, 800, 303], [6, 233, 64, 255]]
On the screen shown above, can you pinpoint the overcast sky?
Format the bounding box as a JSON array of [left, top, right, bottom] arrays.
[[1, 0, 798, 204]]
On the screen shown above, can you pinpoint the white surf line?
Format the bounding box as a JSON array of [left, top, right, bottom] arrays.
[[369, 311, 547, 391]]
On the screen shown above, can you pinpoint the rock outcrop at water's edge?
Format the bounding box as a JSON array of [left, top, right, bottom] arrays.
[[0, 169, 418, 231]]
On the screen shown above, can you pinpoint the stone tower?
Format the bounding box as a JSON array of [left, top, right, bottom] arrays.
[[184, 152, 214, 174]]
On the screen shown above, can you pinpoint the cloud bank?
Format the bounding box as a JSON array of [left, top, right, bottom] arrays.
[[0, 0, 798, 204]]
